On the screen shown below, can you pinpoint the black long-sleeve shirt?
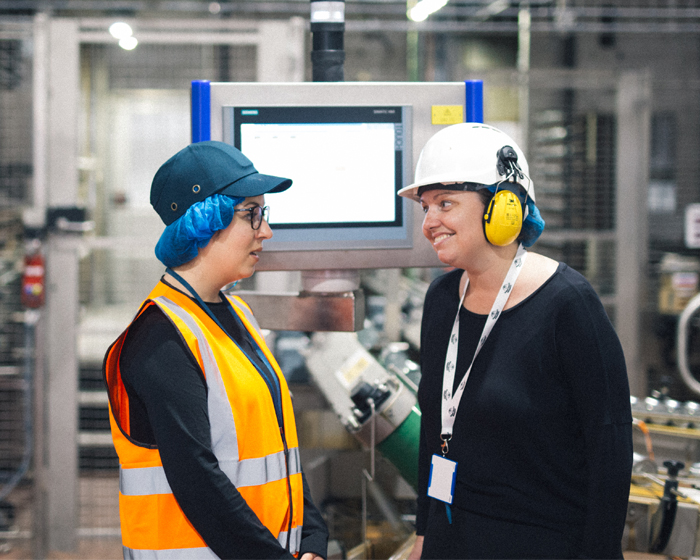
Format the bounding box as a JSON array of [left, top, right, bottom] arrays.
[[119, 286, 328, 560], [416, 263, 633, 559]]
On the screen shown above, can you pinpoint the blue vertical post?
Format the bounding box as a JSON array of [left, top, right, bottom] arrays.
[[191, 80, 211, 142], [465, 80, 484, 123]]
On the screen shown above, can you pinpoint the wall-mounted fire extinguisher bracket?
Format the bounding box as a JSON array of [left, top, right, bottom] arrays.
[[46, 206, 94, 234]]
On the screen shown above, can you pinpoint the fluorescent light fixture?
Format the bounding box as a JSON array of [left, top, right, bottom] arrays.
[[474, 0, 509, 19], [119, 36, 138, 50], [109, 22, 133, 39], [408, 0, 449, 22]]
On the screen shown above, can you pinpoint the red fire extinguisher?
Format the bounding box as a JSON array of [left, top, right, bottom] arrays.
[[21, 239, 45, 309]]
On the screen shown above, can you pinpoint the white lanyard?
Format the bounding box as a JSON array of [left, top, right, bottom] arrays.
[[439, 244, 527, 454]]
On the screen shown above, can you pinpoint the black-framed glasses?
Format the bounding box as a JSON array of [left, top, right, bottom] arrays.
[[233, 205, 269, 230]]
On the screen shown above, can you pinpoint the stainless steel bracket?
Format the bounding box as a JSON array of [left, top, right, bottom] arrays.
[[234, 289, 365, 332]]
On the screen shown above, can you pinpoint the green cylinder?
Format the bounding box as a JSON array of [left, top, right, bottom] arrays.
[[377, 405, 422, 490]]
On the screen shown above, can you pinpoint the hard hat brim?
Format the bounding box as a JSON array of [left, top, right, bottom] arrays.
[[397, 183, 422, 202], [398, 178, 535, 204]]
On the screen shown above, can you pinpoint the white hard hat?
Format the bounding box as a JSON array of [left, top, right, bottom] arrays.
[[398, 122, 535, 203]]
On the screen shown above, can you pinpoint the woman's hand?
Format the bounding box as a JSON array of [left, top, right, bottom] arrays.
[[407, 536, 424, 560], [300, 553, 324, 560]]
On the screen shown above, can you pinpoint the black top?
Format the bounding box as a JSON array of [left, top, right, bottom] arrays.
[[416, 263, 633, 559], [119, 283, 328, 560]]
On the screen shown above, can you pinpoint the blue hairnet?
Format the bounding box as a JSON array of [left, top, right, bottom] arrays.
[[484, 185, 545, 248], [155, 194, 244, 268], [521, 199, 545, 247]]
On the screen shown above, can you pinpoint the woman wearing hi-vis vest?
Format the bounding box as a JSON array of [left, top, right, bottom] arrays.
[[103, 141, 328, 560]]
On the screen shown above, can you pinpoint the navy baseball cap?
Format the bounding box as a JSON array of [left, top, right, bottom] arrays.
[[150, 140, 292, 225]]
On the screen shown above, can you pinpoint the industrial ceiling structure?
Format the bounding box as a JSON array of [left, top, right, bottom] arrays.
[[1, 0, 700, 33]]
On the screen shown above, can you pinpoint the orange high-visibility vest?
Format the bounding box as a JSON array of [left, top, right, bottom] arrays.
[[104, 281, 304, 559]]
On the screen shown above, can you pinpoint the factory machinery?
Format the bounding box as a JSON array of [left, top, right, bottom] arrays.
[[620, 290, 700, 557], [627, 394, 700, 557], [302, 330, 420, 559]]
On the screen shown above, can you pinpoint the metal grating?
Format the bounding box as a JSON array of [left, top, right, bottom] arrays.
[[645, 78, 700, 399], [0, 38, 31, 208], [0, 23, 34, 558], [526, 78, 619, 300]]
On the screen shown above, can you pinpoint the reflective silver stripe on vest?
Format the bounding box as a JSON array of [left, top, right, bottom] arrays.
[[227, 296, 263, 338], [287, 444, 301, 475], [119, 446, 302, 496], [123, 545, 219, 560], [120, 465, 171, 496], [154, 295, 241, 463], [228, 295, 294, 405], [278, 525, 302, 556], [219, 446, 301, 488]]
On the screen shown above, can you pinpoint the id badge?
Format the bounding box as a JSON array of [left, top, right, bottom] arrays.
[[427, 454, 457, 505]]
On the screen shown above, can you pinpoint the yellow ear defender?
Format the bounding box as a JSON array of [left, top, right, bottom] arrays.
[[483, 189, 523, 246]]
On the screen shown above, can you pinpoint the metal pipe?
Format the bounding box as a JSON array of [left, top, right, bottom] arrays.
[[518, 5, 531, 151], [649, 461, 684, 553], [465, 80, 484, 123], [191, 80, 211, 143]]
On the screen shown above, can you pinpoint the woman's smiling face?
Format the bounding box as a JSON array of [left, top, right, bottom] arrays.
[[420, 189, 488, 268]]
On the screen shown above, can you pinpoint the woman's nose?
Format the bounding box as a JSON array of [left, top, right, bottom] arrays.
[[257, 218, 273, 240], [422, 207, 440, 230]]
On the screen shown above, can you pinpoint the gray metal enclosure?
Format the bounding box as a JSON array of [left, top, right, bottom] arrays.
[[0, 2, 697, 558]]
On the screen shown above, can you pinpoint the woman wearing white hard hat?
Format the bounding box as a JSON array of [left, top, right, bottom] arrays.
[[401, 123, 632, 559]]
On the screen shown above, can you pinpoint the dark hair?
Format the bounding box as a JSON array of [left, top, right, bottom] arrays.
[[476, 188, 492, 208], [417, 182, 482, 198]]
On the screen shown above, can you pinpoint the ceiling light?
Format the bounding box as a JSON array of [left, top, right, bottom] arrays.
[[109, 22, 133, 40], [119, 36, 138, 51]]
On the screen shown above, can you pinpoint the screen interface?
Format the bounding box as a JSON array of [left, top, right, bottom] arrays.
[[229, 105, 411, 250], [233, 106, 405, 227]]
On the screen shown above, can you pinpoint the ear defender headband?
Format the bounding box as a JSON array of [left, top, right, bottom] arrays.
[[483, 146, 531, 247]]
